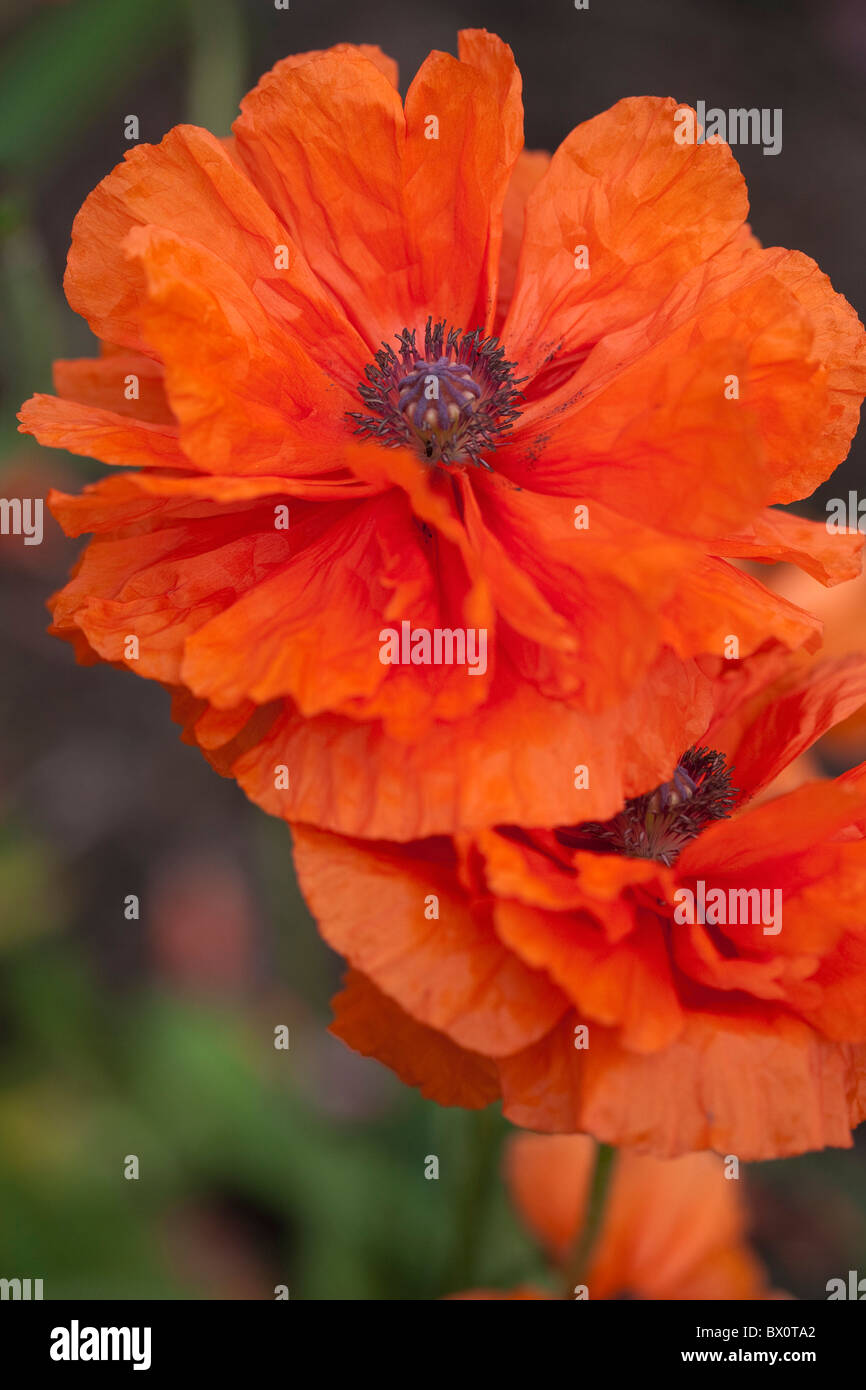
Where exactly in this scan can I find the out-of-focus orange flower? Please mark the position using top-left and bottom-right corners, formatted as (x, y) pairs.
(294, 655), (866, 1159)
(766, 564), (866, 756)
(18, 32), (866, 840)
(455, 1134), (778, 1300)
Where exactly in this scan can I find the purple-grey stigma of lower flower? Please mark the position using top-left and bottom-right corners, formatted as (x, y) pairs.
(557, 747), (737, 867)
(348, 317), (525, 468)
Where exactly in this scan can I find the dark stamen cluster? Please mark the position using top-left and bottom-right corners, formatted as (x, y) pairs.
(557, 747), (736, 867)
(348, 317), (524, 469)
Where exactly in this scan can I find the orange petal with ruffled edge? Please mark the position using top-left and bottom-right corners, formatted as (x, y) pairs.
(19, 394), (188, 472)
(48, 470), (377, 542)
(717, 507), (863, 587)
(63, 121), (367, 389)
(234, 31), (523, 344)
(495, 148), (550, 329)
(125, 224), (354, 475)
(504, 97), (748, 380)
(660, 555), (823, 663)
(506, 153), (866, 518)
(759, 249), (866, 502)
(48, 503), (294, 683)
(52, 350), (175, 424)
(466, 476), (695, 709)
(293, 825), (565, 1057)
(406, 29), (524, 333)
(330, 969), (499, 1108)
(498, 1009), (866, 1159)
(503, 337), (771, 541)
(180, 491), (490, 727)
(706, 653), (866, 800)
(494, 901), (683, 1053)
(193, 651), (713, 840)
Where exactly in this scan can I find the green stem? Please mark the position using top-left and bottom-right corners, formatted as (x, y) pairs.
(443, 1107), (500, 1294)
(185, 0), (246, 133)
(563, 1141), (617, 1297)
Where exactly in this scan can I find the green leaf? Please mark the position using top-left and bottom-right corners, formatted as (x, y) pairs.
(0, 0), (184, 177)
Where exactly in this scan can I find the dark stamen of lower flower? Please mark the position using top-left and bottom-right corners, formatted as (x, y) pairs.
(347, 317), (525, 469)
(556, 747), (736, 867)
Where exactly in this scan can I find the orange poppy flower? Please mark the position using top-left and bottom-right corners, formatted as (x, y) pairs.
(19, 31), (866, 840)
(294, 654), (866, 1159)
(454, 1133), (778, 1300)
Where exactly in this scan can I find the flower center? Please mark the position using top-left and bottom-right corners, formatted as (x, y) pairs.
(348, 318), (524, 468)
(557, 748), (736, 867)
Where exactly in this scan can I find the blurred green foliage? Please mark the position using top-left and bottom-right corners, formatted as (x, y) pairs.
(0, 928), (541, 1299)
(0, 0), (184, 177)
